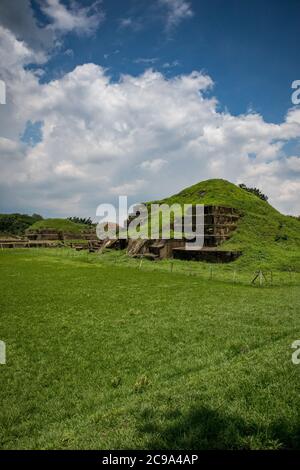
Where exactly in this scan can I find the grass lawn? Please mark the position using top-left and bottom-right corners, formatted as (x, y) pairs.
(1, 249), (300, 449)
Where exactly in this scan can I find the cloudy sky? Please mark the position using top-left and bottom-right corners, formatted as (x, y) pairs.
(0, 0), (300, 217)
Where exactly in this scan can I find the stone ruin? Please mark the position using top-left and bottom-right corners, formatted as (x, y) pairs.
(26, 228), (96, 241)
(0, 227), (98, 249)
(123, 205), (242, 263)
(0, 206), (242, 263)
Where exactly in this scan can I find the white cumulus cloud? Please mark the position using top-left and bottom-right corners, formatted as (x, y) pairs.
(0, 27), (300, 217)
(40, 0), (105, 35)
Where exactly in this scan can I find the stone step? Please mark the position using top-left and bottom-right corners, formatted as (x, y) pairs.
(149, 244), (164, 254)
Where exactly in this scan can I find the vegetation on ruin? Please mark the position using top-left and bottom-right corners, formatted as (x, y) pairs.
(151, 179), (300, 271)
(67, 217), (93, 226)
(1, 179), (299, 271)
(0, 216), (94, 237)
(26, 218), (92, 234)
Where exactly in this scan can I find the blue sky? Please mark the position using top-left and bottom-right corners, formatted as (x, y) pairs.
(0, 0), (300, 216)
(36, 0), (300, 123)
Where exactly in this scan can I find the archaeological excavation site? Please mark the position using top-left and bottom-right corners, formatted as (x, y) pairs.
(2, 178), (298, 267)
(0, 179), (246, 263)
(0, 206), (241, 263)
(123, 204), (242, 263)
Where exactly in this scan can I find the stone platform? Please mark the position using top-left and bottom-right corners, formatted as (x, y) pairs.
(172, 247), (242, 263)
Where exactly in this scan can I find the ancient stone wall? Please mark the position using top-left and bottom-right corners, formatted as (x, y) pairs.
(125, 205), (241, 262)
(26, 229), (96, 241)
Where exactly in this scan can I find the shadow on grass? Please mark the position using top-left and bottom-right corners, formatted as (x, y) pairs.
(138, 405), (300, 450)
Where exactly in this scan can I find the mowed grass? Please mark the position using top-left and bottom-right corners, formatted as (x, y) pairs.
(1, 249), (300, 450)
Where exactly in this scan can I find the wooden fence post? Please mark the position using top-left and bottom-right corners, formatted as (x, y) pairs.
(251, 270), (266, 286)
(259, 270), (263, 287)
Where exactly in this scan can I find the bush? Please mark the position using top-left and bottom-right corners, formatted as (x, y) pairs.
(239, 184), (268, 201)
(68, 216), (93, 226)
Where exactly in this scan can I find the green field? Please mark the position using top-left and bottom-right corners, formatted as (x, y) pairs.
(1, 248), (300, 449)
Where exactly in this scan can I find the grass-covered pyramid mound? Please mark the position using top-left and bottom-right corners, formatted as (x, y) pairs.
(152, 179), (300, 271)
(27, 218), (88, 233)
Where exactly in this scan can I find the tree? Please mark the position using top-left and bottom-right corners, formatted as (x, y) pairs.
(68, 216), (93, 226)
(32, 213), (43, 220)
(0, 213), (42, 236)
(238, 184), (268, 201)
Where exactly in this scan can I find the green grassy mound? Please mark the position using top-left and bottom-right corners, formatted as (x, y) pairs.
(27, 218), (89, 234)
(151, 179), (300, 271)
